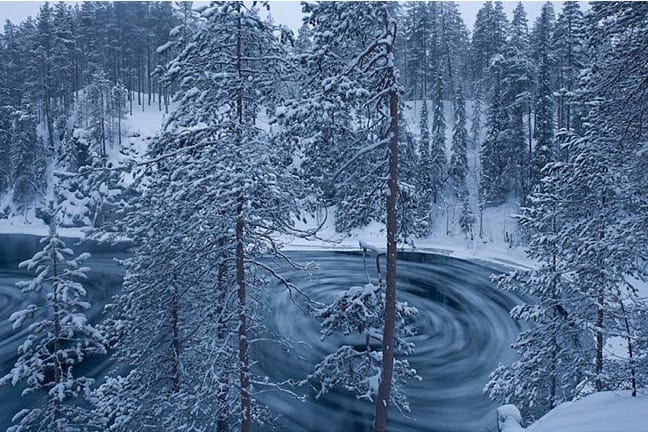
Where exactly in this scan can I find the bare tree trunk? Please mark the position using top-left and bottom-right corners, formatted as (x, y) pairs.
(374, 9), (399, 432)
(235, 9), (251, 432)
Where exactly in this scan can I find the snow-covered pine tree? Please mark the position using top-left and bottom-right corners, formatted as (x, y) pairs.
(479, 56), (507, 209)
(484, 168), (590, 421)
(275, 3), (374, 232)
(50, 2), (75, 116)
(94, 162), (239, 430)
(510, 1), (535, 176)
(449, 86), (472, 238)
(291, 3), (406, 429)
(0, 50), (12, 197)
(438, 2), (470, 98)
(449, 86), (468, 200)
(529, 2), (555, 190)
(584, 0), (648, 396)
(306, 269), (419, 414)
(400, 2), (435, 99)
(97, 3), (301, 431)
(83, 70), (111, 159)
(397, 110), (420, 244)
(33, 2), (57, 153)
(470, 85), (483, 150)
(553, 1), (587, 135)
(500, 2), (532, 200)
(416, 99), (434, 235)
(11, 101), (47, 212)
(430, 74), (447, 205)
(470, 1), (508, 92)
(110, 82), (127, 147)
(1, 205), (105, 431)
(557, 76), (644, 396)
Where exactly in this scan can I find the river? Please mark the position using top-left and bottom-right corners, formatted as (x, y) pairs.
(0, 234), (523, 431)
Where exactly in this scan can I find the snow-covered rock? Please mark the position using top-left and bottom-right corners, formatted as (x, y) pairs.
(497, 404), (524, 432)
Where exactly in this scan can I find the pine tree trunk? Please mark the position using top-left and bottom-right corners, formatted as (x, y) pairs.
(618, 295), (637, 397)
(118, 111), (122, 147)
(147, 35), (151, 107)
(50, 222), (63, 432)
(236, 201), (251, 432)
(216, 240), (230, 432)
(550, 213), (559, 407)
(550, 334), (557, 408)
(374, 9), (399, 432)
(170, 285), (181, 394)
(236, 9), (252, 432)
(595, 193), (606, 392)
(595, 287), (604, 391)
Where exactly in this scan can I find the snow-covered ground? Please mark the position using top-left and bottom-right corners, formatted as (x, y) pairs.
(0, 102), (170, 237)
(501, 390), (648, 432)
(283, 205), (535, 270)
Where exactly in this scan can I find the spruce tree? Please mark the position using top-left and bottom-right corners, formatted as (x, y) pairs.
(1, 205), (106, 431)
(470, 1), (508, 91)
(479, 58), (507, 208)
(500, 2), (533, 199)
(450, 87), (471, 238)
(485, 169), (589, 421)
(430, 74), (447, 204)
(449, 86), (468, 199)
(553, 1), (587, 134)
(529, 2), (556, 192)
(416, 99), (434, 234)
(11, 101), (47, 211)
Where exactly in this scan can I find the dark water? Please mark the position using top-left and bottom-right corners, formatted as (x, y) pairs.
(0, 235), (523, 431)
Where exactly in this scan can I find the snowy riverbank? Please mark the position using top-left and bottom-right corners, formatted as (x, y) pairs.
(500, 390), (648, 432)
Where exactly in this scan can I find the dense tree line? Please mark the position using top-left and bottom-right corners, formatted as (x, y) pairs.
(0, 1), (180, 217)
(485, 1), (648, 423)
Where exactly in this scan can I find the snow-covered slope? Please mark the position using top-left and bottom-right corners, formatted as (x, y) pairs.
(0, 102), (169, 233)
(501, 391), (648, 432)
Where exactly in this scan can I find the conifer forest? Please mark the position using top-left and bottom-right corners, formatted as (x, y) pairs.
(0, 2), (647, 432)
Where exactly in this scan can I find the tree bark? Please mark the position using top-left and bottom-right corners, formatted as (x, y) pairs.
(50, 221), (63, 432)
(374, 9), (399, 432)
(216, 239), (230, 432)
(236, 8), (252, 432)
(595, 287), (604, 391)
(618, 295), (637, 397)
(170, 284), (181, 394)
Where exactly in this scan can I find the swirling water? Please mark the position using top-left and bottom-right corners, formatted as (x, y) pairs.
(0, 236), (523, 431)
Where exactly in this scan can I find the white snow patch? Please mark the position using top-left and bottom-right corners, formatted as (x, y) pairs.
(527, 390), (648, 432)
